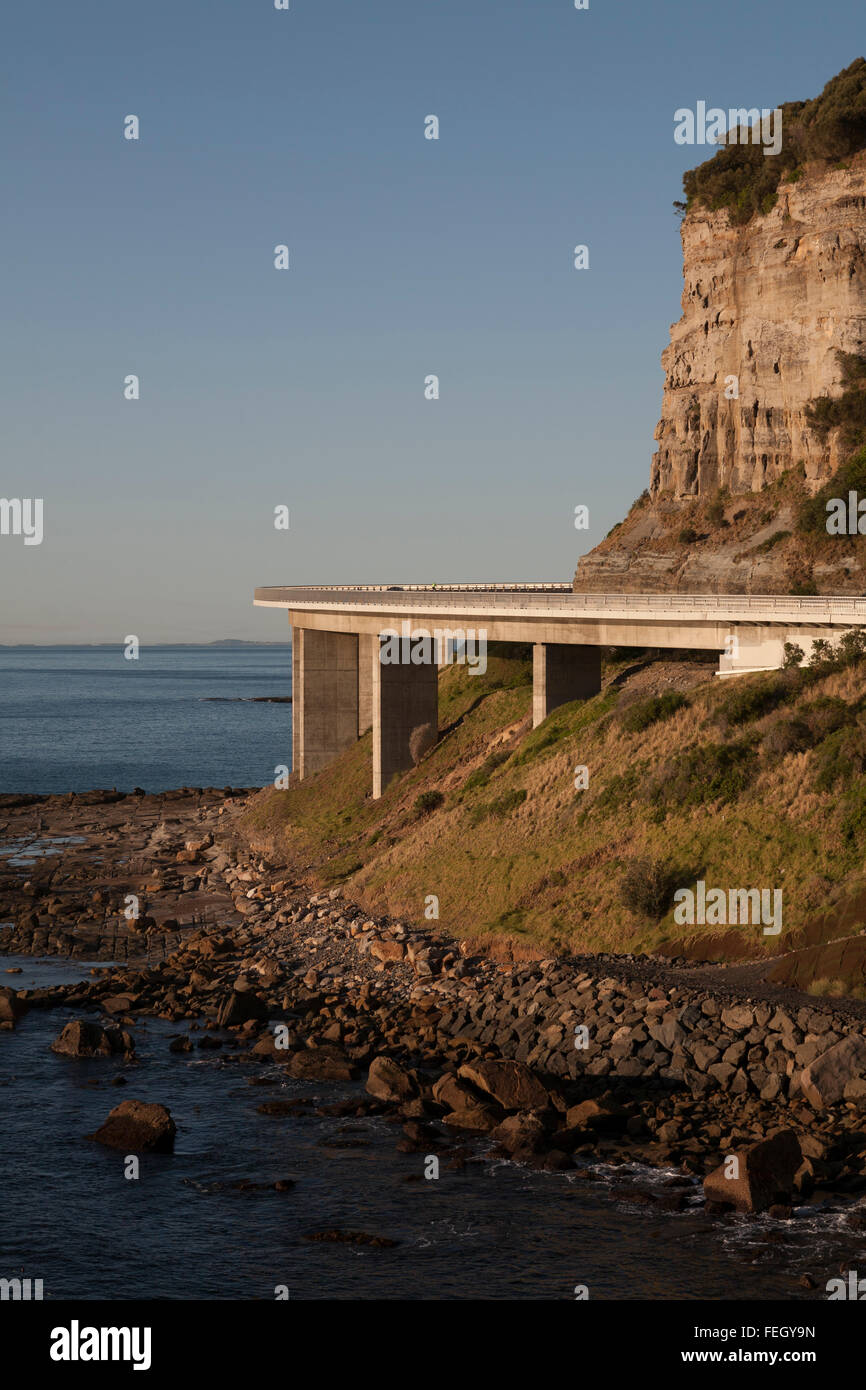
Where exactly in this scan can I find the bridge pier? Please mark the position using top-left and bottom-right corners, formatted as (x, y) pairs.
(372, 636), (439, 798)
(532, 642), (601, 727)
(358, 633), (376, 735)
(291, 627), (361, 779)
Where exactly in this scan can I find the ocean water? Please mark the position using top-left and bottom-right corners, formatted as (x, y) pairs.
(0, 652), (861, 1300)
(0, 647), (292, 794)
(0, 956), (847, 1302)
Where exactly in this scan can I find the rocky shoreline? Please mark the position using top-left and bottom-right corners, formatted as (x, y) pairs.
(3, 788), (866, 1242)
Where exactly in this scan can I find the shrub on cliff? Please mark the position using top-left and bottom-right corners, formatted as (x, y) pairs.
(619, 856), (677, 918)
(682, 59), (866, 225)
(798, 447), (866, 535)
(715, 674), (794, 726)
(762, 716), (813, 760)
(414, 790), (444, 816)
(463, 749), (510, 793)
(469, 788), (527, 825)
(621, 691), (687, 734)
(813, 723), (866, 791)
(800, 695), (851, 742)
(648, 740), (757, 811)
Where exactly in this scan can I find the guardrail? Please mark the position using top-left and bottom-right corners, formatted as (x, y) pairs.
(258, 582), (574, 593)
(254, 585), (866, 622)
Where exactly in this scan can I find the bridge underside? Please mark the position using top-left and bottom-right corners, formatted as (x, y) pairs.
(279, 606), (838, 798)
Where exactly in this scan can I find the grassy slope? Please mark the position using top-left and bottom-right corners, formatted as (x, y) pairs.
(242, 649), (866, 979)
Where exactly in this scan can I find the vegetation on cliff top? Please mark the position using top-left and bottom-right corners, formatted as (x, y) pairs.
(681, 58), (866, 225)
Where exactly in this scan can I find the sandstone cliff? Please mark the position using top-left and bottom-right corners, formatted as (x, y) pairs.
(575, 142), (866, 594)
(652, 157), (866, 500)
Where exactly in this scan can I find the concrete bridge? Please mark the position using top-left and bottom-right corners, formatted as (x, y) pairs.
(254, 583), (866, 798)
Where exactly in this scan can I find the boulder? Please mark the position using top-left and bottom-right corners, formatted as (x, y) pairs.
(369, 939), (405, 964)
(51, 1020), (134, 1058)
(101, 995), (136, 1016)
(799, 1034), (866, 1109)
(250, 1030), (298, 1058)
(457, 1059), (549, 1112)
(703, 1129), (802, 1213)
(0, 987), (27, 1026)
(442, 1101), (501, 1132)
(491, 1111), (548, 1154)
(217, 990), (268, 1027)
(365, 1056), (418, 1103)
(89, 1100), (176, 1153)
(565, 1095), (627, 1132)
(286, 1045), (356, 1081)
(432, 1072), (479, 1111)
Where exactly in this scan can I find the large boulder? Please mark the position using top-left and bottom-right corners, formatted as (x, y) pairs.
(565, 1095), (627, 1132)
(457, 1059), (549, 1112)
(799, 1034), (866, 1109)
(286, 1045), (356, 1081)
(365, 1056), (418, 1103)
(491, 1111), (548, 1154)
(89, 1100), (176, 1153)
(51, 1020), (134, 1058)
(432, 1072), (481, 1111)
(703, 1129), (802, 1213)
(217, 990), (268, 1027)
(0, 987), (27, 1027)
(442, 1100), (502, 1132)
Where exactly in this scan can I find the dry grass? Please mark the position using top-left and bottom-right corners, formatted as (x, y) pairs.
(239, 649), (866, 975)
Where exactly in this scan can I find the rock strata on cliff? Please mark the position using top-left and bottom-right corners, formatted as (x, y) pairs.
(576, 136), (866, 593)
(652, 158), (866, 500)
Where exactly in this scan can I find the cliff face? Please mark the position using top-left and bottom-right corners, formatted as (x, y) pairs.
(652, 158), (866, 499)
(575, 153), (866, 595)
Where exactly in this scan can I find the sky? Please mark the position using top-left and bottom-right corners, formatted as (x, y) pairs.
(1, 0), (864, 642)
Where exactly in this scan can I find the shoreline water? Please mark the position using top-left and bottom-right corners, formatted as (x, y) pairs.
(3, 788), (866, 1298)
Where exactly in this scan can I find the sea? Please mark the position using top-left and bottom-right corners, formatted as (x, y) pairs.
(0, 645), (292, 794)
(0, 647), (860, 1299)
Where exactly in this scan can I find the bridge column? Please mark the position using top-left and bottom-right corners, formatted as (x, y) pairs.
(358, 633), (376, 735)
(372, 634), (439, 798)
(532, 643), (601, 727)
(291, 627), (360, 778)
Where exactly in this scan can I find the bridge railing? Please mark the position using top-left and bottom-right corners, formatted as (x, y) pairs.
(254, 585), (866, 621)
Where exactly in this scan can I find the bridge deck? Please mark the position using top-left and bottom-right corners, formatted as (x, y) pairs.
(254, 584), (866, 626)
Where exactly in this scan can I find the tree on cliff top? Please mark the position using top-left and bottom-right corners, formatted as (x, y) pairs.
(681, 58), (866, 226)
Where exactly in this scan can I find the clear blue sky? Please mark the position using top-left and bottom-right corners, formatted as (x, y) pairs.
(2, 0), (863, 641)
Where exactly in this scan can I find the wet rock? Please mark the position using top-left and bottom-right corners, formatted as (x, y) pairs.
(0, 988), (27, 1027)
(303, 1229), (399, 1248)
(491, 1111), (548, 1154)
(286, 1044), (356, 1081)
(565, 1095), (627, 1132)
(217, 990), (269, 1027)
(365, 1055), (418, 1103)
(442, 1100), (502, 1132)
(89, 1099), (176, 1153)
(702, 1129), (802, 1214)
(51, 1020), (134, 1058)
(457, 1059), (549, 1112)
